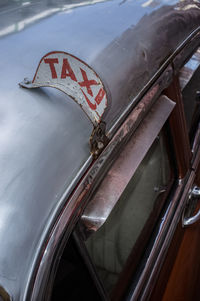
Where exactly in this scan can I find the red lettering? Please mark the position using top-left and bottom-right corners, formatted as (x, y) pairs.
(78, 69), (98, 96)
(95, 88), (105, 105)
(80, 87), (105, 111)
(61, 58), (77, 81)
(81, 89), (96, 110)
(44, 58), (58, 78)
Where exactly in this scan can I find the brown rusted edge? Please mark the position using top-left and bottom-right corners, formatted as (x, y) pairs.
(81, 96), (175, 235)
(164, 76), (192, 179)
(0, 286), (12, 301)
(29, 79), (165, 301)
(90, 122), (109, 157)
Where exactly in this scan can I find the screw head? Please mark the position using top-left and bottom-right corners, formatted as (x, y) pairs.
(196, 91), (200, 103)
(24, 78), (31, 85)
(97, 142), (104, 149)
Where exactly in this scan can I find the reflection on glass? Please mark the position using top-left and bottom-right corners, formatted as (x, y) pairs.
(85, 132), (170, 293)
(180, 48), (200, 140)
(0, 0), (109, 38)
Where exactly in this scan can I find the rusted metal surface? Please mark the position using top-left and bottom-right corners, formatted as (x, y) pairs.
(108, 28), (200, 137)
(19, 51), (109, 155)
(0, 286), (11, 301)
(29, 60), (195, 301)
(173, 32), (200, 76)
(96, 17), (200, 134)
(29, 82), (172, 301)
(81, 95), (175, 234)
(90, 121), (109, 157)
(164, 76), (192, 178)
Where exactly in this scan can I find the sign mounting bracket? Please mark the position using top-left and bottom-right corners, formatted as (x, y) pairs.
(19, 51), (109, 157)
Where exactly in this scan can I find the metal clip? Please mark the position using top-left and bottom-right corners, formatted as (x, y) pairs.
(19, 51), (109, 158)
(90, 122), (109, 157)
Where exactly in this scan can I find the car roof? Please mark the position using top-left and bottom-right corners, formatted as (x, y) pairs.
(0, 0), (200, 299)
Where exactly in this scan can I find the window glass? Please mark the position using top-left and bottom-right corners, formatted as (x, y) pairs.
(50, 234), (102, 301)
(85, 132), (171, 293)
(180, 48), (200, 140)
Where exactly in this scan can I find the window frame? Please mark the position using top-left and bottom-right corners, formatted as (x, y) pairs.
(79, 124), (176, 301)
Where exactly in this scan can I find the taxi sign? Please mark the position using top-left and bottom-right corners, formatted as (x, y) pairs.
(20, 51), (108, 126)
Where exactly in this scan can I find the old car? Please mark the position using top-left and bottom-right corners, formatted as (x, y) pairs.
(1, 0), (200, 300)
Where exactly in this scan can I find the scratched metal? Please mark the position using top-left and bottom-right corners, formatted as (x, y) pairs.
(28, 71), (174, 301)
(81, 95), (175, 233)
(20, 51), (108, 125)
(0, 0), (200, 300)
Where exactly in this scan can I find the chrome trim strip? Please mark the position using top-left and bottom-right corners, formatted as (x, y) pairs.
(192, 123), (200, 170)
(129, 171), (195, 301)
(182, 208), (200, 226)
(182, 185), (200, 227)
(81, 96), (175, 233)
(24, 155), (93, 301)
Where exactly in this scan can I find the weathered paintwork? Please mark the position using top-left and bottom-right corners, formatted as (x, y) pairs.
(20, 51), (108, 125)
(0, 0), (200, 300)
(81, 95), (175, 232)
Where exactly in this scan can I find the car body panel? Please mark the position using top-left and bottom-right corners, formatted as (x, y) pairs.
(0, 0), (200, 300)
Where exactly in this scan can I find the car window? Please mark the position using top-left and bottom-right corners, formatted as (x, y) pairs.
(84, 130), (172, 295)
(50, 234), (102, 301)
(179, 47), (200, 143)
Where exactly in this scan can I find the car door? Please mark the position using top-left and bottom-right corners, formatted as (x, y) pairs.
(150, 47), (200, 301)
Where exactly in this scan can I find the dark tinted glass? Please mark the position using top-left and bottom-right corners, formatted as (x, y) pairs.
(85, 132), (171, 293)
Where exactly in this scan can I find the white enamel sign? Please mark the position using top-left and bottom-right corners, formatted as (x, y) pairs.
(20, 51), (108, 125)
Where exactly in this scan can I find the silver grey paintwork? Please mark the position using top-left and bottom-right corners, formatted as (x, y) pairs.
(0, 0), (200, 300)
